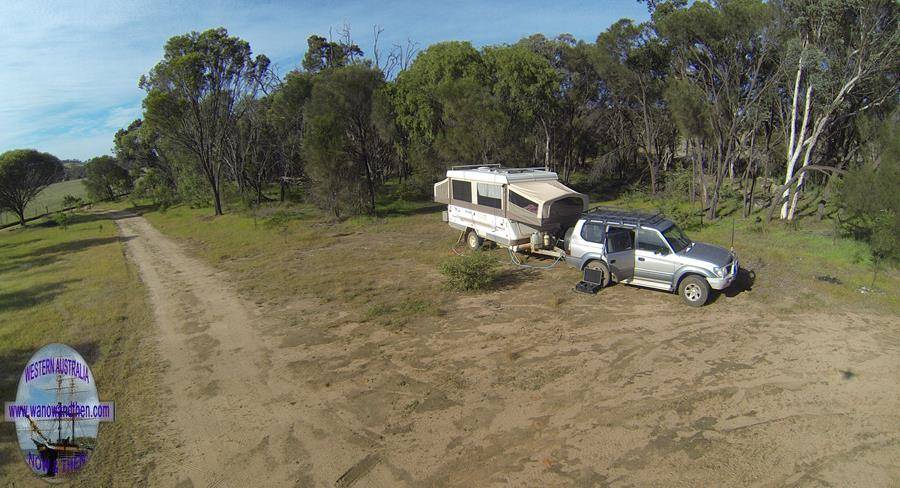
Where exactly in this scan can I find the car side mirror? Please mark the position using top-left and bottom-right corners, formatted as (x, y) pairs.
(655, 248), (669, 256)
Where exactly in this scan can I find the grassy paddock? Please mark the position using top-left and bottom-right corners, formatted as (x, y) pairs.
(0, 179), (88, 226)
(0, 208), (160, 486)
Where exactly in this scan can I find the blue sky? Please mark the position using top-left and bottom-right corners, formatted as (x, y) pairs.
(0, 0), (650, 161)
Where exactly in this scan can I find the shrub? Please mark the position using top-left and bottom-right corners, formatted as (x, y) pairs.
(132, 168), (177, 209)
(439, 252), (499, 291)
(385, 179), (429, 202)
(656, 199), (702, 231)
(52, 212), (70, 230)
(662, 165), (693, 199)
(61, 194), (84, 208)
(837, 158), (899, 264)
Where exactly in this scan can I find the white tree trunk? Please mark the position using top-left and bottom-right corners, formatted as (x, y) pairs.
(786, 140), (815, 220)
(781, 79), (812, 220)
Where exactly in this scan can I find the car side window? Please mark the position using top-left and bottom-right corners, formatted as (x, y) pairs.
(637, 229), (669, 254)
(606, 227), (634, 253)
(580, 222), (605, 243)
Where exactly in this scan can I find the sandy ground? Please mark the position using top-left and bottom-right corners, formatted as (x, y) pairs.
(115, 212), (900, 487)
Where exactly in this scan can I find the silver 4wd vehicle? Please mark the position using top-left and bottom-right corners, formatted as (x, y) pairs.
(565, 208), (738, 306)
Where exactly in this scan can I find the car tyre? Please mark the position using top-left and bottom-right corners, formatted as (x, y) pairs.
(678, 275), (710, 307)
(466, 229), (484, 251)
(584, 260), (611, 288)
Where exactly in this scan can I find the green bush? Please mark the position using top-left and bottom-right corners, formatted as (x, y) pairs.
(656, 199), (702, 231)
(132, 168), (177, 209)
(52, 212), (70, 230)
(390, 179), (430, 201)
(838, 158), (899, 264)
(662, 165), (693, 198)
(439, 252), (500, 291)
(61, 194), (84, 208)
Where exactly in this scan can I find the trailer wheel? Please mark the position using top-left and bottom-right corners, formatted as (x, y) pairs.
(584, 260), (611, 288)
(466, 229), (484, 250)
(678, 275), (710, 307)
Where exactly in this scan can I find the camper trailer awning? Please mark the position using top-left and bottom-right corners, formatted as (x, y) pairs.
(507, 180), (588, 219)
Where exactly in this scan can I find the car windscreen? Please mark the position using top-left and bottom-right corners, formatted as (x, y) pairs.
(662, 224), (692, 253)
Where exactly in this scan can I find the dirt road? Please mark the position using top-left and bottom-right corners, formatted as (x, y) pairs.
(116, 212), (900, 487)
(116, 213), (393, 487)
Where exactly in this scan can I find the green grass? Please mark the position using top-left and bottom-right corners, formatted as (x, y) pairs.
(138, 197), (456, 333)
(0, 209), (160, 485)
(137, 186), (898, 320)
(600, 191), (899, 312)
(0, 179), (88, 226)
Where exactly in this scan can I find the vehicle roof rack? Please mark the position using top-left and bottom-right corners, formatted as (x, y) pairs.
(449, 164), (501, 170)
(448, 164), (551, 173)
(582, 206), (668, 227)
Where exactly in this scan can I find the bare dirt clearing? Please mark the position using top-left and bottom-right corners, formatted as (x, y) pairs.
(119, 210), (900, 487)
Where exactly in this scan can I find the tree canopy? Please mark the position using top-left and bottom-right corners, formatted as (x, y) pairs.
(0, 149), (64, 226)
(102, 0), (896, 264)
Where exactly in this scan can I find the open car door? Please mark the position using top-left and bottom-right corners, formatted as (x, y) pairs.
(605, 227), (635, 282)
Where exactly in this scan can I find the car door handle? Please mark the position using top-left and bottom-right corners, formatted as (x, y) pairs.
(637, 257), (645, 262)
(610, 259), (616, 264)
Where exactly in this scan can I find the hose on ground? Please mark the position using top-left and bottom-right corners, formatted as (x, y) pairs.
(449, 229), (467, 256)
(507, 246), (565, 269)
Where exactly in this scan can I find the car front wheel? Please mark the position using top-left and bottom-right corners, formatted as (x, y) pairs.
(678, 275), (710, 307)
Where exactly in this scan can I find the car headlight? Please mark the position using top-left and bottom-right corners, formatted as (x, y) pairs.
(713, 266), (725, 278)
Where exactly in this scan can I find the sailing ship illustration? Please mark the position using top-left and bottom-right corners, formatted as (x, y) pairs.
(22, 374), (96, 478)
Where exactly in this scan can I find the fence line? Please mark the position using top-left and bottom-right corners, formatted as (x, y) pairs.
(0, 193), (130, 231)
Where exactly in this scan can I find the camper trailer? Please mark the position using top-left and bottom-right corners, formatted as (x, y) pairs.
(434, 165), (588, 253)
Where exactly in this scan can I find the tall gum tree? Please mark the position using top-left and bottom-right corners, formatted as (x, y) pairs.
(594, 19), (672, 194)
(656, 0), (779, 219)
(777, 0), (899, 220)
(484, 45), (561, 169)
(139, 27), (270, 215)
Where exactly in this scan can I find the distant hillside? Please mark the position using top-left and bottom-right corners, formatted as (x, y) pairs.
(62, 159), (86, 180)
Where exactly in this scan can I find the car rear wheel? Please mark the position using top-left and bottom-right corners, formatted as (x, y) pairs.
(584, 260), (611, 288)
(678, 275), (710, 307)
(466, 229), (484, 250)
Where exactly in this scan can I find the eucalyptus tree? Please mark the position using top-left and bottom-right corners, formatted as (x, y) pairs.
(84, 156), (131, 201)
(517, 34), (601, 182)
(393, 41), (488, 179)
(594, 19), (672, 194)
(484, 45), (561, 168)
(114, 119), (177, 189)
(302, 34), (364, 73)
(268, 71), (313, 200)
(0, 149), (63, 226)
(433, 76), (511, 165)
(655, 0), (780, 219)
(776, 0), (899, 220)
(222, 97), (281, 205)
(140, 27), (270, 215)
(303, 64), (393, 217)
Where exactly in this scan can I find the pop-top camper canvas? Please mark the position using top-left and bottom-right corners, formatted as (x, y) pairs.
(435, 165), (588, 249)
